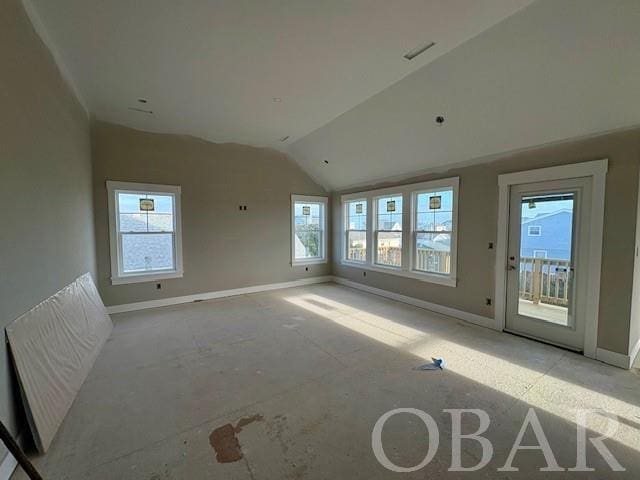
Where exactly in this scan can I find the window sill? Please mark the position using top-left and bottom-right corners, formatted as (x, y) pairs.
(339, 261), (456, 287)
(292, 258), (328, 266)
(111, 270), (183, 285)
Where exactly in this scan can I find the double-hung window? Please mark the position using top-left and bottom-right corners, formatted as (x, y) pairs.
(107, 181), (183, 285)
(341, 177), (458, 286)
(345, 199), (367, 263)
(375, 195), (403, 268)
(291, 195), (328, 265)
(413, 188), (454, 275)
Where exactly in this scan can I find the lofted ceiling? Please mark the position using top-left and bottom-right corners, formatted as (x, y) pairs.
(290, 0), (640, 190)
(25, 0), (533, 149)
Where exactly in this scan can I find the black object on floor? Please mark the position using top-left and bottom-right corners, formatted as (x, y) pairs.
(0, 420), (44, 480)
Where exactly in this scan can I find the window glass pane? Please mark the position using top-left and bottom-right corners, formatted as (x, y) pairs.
(295, 203), (321, 226)
(377, 231), (402, 267)
(122, 233), (174, 273)
(415, 233), (451, 274)
(117, 193), (175, 233)
(119, 213), (148, 232)
(416, 189), (453, 232)
(295, 227), (321, 259)
(347, 200), (367, 230)
(377, 195), (403, 230)
(347, 231), (366, 262)
(118, 193), (144, 213)
(294, 202), (323, 259)
(147, 213), (174, 232)
(146, 194), (174, 214)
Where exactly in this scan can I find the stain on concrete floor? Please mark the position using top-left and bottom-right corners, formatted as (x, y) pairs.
(209, 414), (264, 463)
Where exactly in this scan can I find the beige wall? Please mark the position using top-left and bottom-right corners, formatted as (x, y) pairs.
(0, 0), (96, 460)
(92, 122), (330, 307)
(332, 128), (640, 355)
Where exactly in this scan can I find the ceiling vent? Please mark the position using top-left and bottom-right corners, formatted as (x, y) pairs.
(403, 41), (435, 61)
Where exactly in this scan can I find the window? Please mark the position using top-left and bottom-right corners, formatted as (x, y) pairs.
(291, 195), (328, 265)
(341, 177), (458, 286)
(528, 225), (542, 236)
(107, 181), (183, 285)
(414, 188), (454, 275)
(345, 199), (367, 263)
(375, 195), (403, 267)
(533, 250), (548, 258)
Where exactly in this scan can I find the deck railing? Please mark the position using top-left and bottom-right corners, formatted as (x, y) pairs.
(519, 256), (570, 306)
(347, 246), (450, 273)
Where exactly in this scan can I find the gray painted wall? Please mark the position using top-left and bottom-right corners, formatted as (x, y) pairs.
(0, 0), (96, 461)
(92, 122), (330, 307)
(332, 128), (640, 355)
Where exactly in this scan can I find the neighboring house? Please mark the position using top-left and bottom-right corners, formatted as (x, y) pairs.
(520, 209), (572, 260)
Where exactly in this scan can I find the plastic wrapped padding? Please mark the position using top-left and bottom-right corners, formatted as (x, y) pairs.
(6, 273), (113, 453)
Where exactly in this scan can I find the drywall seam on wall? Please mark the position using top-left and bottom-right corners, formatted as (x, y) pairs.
(106, 276), (333, 314)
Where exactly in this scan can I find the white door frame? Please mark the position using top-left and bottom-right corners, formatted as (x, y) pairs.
(494, 159), (608, 358)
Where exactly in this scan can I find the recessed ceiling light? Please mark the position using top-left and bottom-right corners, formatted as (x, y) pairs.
(279, 135), (290, 142)
(403, 41), (436, 61)
(272, 97), (282, 103)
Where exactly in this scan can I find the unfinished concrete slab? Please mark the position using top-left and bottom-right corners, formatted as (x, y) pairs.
(12, 283), (640, 479)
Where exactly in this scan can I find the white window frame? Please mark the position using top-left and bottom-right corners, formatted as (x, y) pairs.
(107, 181), (184, 285)
(341, 177), (459, 287)
(528, 225), (542, 236)
(343, 198), (369, 264)
(291, 194), (328, 266)
(373, 193), (404, 269)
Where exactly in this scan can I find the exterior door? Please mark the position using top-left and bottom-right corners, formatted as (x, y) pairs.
(505, 178), (591, 351)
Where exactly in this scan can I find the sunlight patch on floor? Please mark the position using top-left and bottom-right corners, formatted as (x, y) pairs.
(284, 292), (640, 449)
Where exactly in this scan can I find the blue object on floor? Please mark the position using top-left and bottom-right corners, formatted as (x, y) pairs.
(414, 358), (446, 371)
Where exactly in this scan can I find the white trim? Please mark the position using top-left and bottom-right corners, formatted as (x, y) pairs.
(340, 177), (459, 287)
(0, 451), (18, 480)
(106, 276), (333, 314)
(495, 160), (608, 359)
(629, 337), (640, 368)
(627, 163), (640, 370)
(21, 0), (89, 115)
(595, 348), (633, 370)
(106, 181), (184, 285)
(291, 195), (328, 266)
(332, 277), (495, 330)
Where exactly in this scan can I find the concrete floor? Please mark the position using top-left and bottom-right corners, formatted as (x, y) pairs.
(518, 299), (569, 326)
(13, 283), (640, 479)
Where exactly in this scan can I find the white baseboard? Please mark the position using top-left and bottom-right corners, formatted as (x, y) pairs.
(331, 276), (497, 331)
(595, 347), (633, 369)
(106, 276), (333, 314)
(627, 337), (640, 368)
